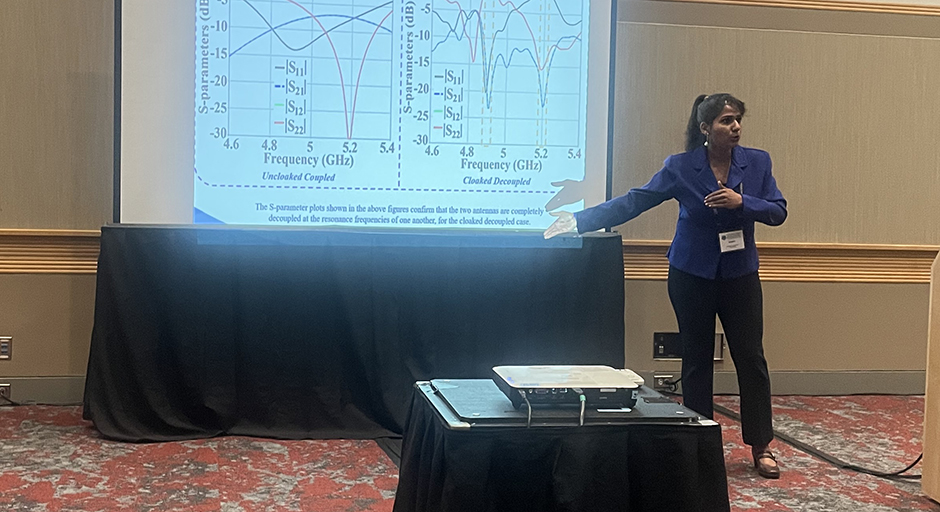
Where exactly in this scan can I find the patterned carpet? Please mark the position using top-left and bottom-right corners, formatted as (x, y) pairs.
(1, 398), (938, 511)
(714, 395), (938, 512)
(0, 406), (398, 512)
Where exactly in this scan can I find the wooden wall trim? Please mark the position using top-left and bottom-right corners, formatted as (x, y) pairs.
(0, 230), (100, 274)
(624, 240), (940, 283)
(1, 231), (936, 282)
(654, 0), (940, 16)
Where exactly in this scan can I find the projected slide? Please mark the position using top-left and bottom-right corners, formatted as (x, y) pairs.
(195, 0), (590, 229)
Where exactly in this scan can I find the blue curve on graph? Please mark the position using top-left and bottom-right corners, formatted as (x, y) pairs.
(231, 2), (394, 57)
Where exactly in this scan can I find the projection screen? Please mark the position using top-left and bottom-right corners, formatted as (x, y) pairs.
(117, 0), (616, 231)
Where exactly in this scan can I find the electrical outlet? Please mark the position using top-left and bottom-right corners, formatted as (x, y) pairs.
(652, 374), (675, 391)
(0, 337), (11, 360)
(0, 384), (11, 401)
(652, 332), (682, 359)
(653, 332), (724, 361)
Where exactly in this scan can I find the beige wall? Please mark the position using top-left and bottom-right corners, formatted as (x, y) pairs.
(0, 0), (114, 230)
(613, 1), (940, 245)
(626, 279), (930, 382)
(1, 0), (938, 398)
(0, 0), (112, 400)
(611, 0), (939, 389)
(0, 275), (97, 377)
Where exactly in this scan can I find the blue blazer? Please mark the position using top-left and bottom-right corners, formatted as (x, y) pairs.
(575, 146), (787, 280)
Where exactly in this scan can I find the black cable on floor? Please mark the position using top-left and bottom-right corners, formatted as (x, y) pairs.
(0, 395), (83, 407)
(658, 377), (923, 480)
(711, 401), (923, 481)
(0, 394), (23, 407)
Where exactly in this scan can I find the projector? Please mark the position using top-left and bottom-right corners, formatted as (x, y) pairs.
(493, 365), (644, 409)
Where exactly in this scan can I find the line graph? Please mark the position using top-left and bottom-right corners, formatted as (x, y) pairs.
(193, 0), (597, 226)
(427, 0), (585, 146)
(231, 4), (393, 56)
(223, 0), (395, 140)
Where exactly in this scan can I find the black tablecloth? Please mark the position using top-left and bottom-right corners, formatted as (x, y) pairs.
(83, 226), (626, 441)
(394, 389), (730, 512)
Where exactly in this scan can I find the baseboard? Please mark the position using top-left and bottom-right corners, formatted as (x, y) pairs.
(637, 370), (925, 395)
(719, 370), (925, 395)
(0, 376), (85, 405)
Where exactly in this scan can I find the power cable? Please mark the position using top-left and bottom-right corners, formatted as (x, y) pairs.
(659, 377), (922, 480)
(521, 391), (532, 428)
(575, 389), (586, 426)
(0, 395), (82, 407)
(712, 401), (922, 480)
(0, 394), (23, 407)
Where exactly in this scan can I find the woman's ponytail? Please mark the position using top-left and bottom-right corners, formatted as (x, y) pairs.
(685, 94), (708, 152)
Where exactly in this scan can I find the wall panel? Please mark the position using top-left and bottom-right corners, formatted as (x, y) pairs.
(0, 0), (113, 230)
(2, 0), (939, 399)
(611, 15), (940, 245)
(624, 278), (930, 385)
(0, 274), (97, 377)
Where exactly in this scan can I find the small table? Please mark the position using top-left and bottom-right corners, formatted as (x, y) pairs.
(393, 380), (730, 512)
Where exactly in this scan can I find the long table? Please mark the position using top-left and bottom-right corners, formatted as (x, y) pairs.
(82, 225), (626, 441)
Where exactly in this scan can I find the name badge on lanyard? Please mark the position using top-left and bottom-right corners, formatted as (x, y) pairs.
(716, 181), (744, 253)
(719, 230), (745, 253)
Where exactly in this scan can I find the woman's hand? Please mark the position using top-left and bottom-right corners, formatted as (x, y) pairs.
(543, 211), (578, 239)
(545, 179), (585, 212)
(704, 182), (743, 210)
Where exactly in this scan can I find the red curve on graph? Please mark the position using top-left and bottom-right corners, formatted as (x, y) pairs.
(350, 10), (393, 138)
(285, 0), (391, 139)
(284, 0), (350, 137)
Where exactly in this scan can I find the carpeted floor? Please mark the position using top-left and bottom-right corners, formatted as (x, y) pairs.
(0, 406), (398, 512)
(1, 397), (938, 511)
(715, 395), (926, 475)
(714, 395), (934, 511)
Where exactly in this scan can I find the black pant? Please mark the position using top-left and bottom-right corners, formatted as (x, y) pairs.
(667, 266), (773, 447)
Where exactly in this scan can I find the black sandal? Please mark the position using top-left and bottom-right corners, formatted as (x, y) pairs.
(752, 448), (781, 479)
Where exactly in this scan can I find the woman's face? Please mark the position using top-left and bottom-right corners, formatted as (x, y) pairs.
(702, 104), (742, 150)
